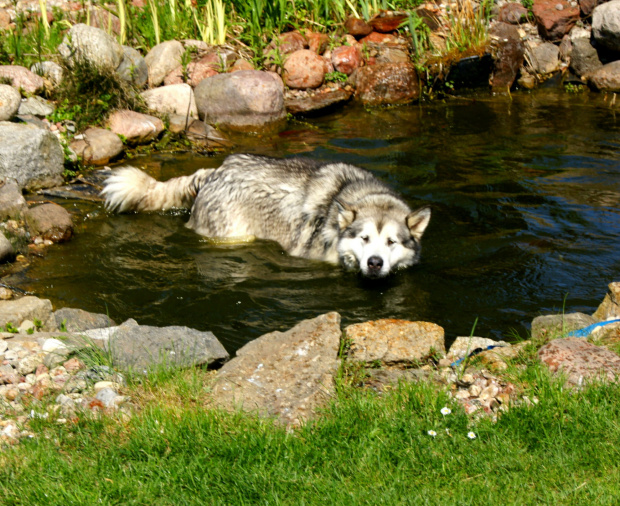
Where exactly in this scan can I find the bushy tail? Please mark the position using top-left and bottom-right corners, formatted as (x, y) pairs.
(101, 166), (214, 212)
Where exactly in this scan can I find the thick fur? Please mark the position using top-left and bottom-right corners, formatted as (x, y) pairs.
(102, 154), (431, 278)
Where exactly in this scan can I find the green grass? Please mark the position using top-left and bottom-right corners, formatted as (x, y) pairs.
(2, 361), (620, 504)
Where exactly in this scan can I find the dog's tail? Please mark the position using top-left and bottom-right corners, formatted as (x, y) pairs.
(101, 166), (215, 212)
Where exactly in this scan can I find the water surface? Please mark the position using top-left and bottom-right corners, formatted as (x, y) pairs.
(8, 90), (620, 352)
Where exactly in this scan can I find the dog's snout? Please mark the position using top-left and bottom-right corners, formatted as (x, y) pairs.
(367, 256), (383, 271)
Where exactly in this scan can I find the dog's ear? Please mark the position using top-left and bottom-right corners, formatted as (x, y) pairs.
(406, 206), (431, 240)
(335, 199), (356, 230)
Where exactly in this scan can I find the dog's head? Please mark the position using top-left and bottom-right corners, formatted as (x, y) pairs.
(336, 201), (431, 278)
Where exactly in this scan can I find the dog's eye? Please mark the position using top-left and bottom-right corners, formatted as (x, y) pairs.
(361, 235), (369, 243)
(387, 238), (396, 246)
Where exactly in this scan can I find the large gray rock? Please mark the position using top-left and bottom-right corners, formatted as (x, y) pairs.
(0, 66), (45, 94)
(531, 312), (596, 341)
(345, 319), (445, 365)
(447, 336), (509, 360)
(144, 40), (184, 87)
(0, 85), (20, 121)
(0, 296), (56, 331)
(70, 127), (124, 166)
(0, 179), (27, 220)
(592, 0), (620, 53)
(141, 83), (198, 118)
(58, 24), (123, 70)
(194, 70), (286, 133)
(53, 307), (116, 332)
(212, 312), (341, 427)
(570, 38), (602, 77)
(0, 122), (64, 190)
(116, 46), (148, 88)
(538, 337), (620, 386)
(105, 319), (229, 372)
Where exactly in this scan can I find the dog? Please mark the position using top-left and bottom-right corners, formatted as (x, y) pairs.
(101, 154), (431, 278)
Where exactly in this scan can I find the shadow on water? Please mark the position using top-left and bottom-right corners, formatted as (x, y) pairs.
(8, 90), (620, 352)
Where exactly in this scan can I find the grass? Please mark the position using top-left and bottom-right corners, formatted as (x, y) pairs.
(2, 357), (620, 504)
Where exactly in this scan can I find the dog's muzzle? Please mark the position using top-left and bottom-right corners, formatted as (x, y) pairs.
(366, 255), (384, 277)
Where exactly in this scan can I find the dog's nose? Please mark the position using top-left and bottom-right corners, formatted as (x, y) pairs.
(367, 256), (383, 271)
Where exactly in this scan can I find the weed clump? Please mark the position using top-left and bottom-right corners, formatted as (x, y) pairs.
(52, 59), (146, 132)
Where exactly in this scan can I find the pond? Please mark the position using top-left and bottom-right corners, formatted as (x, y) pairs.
(6, 89), (620, 353)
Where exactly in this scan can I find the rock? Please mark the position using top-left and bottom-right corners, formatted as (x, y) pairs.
(264, 31), (307, 58)
(368, 12), (408, 33)
(94, 387), (120, 408)
(167, 113), (193, 134)
(194, 70), (286, 133)
(375, 47), (410, 64)
(144, 40), (185, 87)
(53, 307), (115, 332)
(42, 338), (68, 353)
(0, 122), (64, 190)
(105, 319), (229, 372)
(70, 127), (123, 166)
(185, 120), (232, 148)
(447, 336), (509, 360)
(360, 32), (400, 45)
(285, 87), (353, 114)
(0, 296), (55, 331)
(345, 17), (373, 37)
(0, 179), (28, 220)
(141, 83), (198, 118)
(283, 49), (326, 89)
(17, 96), (54, 117)
(592, 0), (620, 52)
(58, 24), (123, 70)
(163, 58), (219, 87)
(532, 0), (580, 41)
(331, 45), (363, 75)
(580, 0), (603, 17)
(107, 110), (164, 145)
(498, 3), (530, 23)
(306, 31), (330, 54)
(212, 312), (341, 427)
(489, 22), (525, 92)
(570, 38), (602, 77)
(0, 85), (20, 121)
(0, 9), (10, 30)
(593, 282), (620, 320)
(0, 66), (44, 95)
(230, 59), (254, 72)
(82, 5), (121, 35)
(353, 62), (419, 106)
(586, 60), (620, 91)
(30, 61), (63, 87)
(0, 232), (13, 263)
(527, 41), (561, 75)
(538, 337), (620, 386)
(531, 312), (597, 341)
(94, 380), (121, 393)
(116, 46), (148, 88)
(17, 355), (41, 376)
(345, 319), (445, 365)
(25, 203), (73, 243)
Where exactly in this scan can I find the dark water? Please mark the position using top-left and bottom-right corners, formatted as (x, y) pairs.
(7, 90), (620, 352)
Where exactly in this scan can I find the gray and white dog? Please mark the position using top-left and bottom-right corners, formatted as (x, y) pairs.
(102, 154), (431, 278)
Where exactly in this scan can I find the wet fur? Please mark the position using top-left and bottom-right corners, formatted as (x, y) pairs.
(102, 154), (431, 278)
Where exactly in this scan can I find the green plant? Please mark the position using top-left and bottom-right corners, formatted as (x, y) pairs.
(33, 318), (43, 331)
(3, 322), (19, 333)
(564, 82), (586, 94)
(324, 71), (348, 83)
(444, 0), (491, 54)
(405, 11), (433, 58)
(59, 319), (68, 332)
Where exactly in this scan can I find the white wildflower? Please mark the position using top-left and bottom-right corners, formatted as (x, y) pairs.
(467, 431), (477, 439)
(427, 430), (437, 437)
(441, 407), (452, 416)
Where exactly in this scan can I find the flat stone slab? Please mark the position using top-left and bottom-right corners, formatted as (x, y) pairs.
(285, 87), (353, 114)
(345, 319), (445, 365)
(538, 337), (620, 386)
(447, 336), (510, 360)
(105, 319), (229, 373)
(212, 312), (341, 427)
(53, 307), (115, 333)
